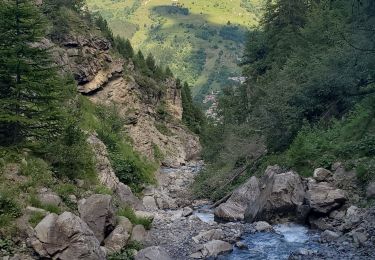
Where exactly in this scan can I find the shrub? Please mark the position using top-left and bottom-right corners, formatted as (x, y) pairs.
(0, 192), (21, 228)
(108, 241), (142, 260)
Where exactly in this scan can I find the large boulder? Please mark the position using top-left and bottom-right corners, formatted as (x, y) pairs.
(32, 212), (106, 260)
(313, 168), (332, 182)
(245, 166), (305, 222)
(190, 240), (233, 259)
(305, 182), (346, 215)
(37, 192), (62, 207)
(131, 225), (148, 243)
(78, 194), (116, 243)
(214, 176), (260, 221)
(135, 246), (172, 260)
(104, 224), (130, 254)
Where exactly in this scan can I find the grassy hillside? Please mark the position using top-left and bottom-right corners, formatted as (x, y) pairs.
(86, 0), (264, 101)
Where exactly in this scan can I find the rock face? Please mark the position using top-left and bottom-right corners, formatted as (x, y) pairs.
(78, 194), (116, 243)
(32, 212), (106, 260)
(87, 134), (144, 210)
(306, 182), (346, 214)
(135, 246), (172, 260)
(215, 176), (260, 221)
(244, 166), (305, 222)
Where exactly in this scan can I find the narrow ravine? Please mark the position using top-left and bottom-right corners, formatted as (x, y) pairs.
(141, 162), (374, 260)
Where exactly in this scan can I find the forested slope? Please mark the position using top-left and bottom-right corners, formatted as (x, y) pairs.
(195, 0), (375, 201)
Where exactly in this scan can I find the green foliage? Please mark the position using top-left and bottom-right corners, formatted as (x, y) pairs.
(108, 241), (142, 260)
(199, 0), (375, 199)
(155, 122), (173, 136)
(0, 238), (15, 256)
(94, 13), (114, 41)
(181, 82), (205, 134)
(0, 192), (21, 228)
(82, 101), (156, 193)
(117, 207), (152, 230)
(0, 0), (67, 145)
(115, 36), (134, 59)
(28, 212), (46, 228)
(152, 143), (164, 162)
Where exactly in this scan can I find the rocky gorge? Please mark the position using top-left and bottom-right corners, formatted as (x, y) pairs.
(1, 2), (375, 260)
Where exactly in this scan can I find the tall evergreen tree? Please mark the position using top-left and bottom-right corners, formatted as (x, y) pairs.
(0, 0), (65, 145)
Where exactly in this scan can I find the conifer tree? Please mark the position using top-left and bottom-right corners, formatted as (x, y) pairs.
(0, 0), (65, 145)
(146, 53), (156, 74)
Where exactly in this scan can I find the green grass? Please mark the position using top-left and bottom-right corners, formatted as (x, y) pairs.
(86, 0), (265, 100)
(29, 212), (47, 228)
(117, 206), (153, 230)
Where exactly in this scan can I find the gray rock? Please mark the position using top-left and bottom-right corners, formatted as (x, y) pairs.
(215, 176), (260, 221)
(366, 182), (375, 199)
(78, 194), (116, 243)
(245, 166), (305, 222)
(190, 240), (233, 258)
(131, 224), (148, 243)
(321, 230), (341, 242)
(313, 168), (332, 182)
(182, 206), (194, 217)
(32, 212), (105, 260)
(135, 246), (172, 260)
(254, 221), (273, 232)
(116, 182), (145, 210)
(38, 192), (62, 207)
(117, 216), (133, 234)
(104, 225), (130, 254)
(235, 241), (248, 250)
(143, 196), (158, 210)
(345, 206), (361, 227)
(192, 229), (224, 243)
(306, 182), (346, 214)
(351, 229), (368, 245)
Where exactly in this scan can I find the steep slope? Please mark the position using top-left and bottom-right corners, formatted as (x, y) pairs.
(49, 19), (201, 167)
(86, 0), (265, 101)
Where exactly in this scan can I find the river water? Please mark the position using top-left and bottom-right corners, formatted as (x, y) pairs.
(193, 209), (328, 260)
(226, 223), (324, 260)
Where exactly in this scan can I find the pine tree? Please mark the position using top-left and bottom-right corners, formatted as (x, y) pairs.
(115, 36), (134, 59)
(0, 0), (66, 145)
(146, 53), (156, 74)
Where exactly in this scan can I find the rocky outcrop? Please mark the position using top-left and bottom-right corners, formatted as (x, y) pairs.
(244, 166), (305, 222)
(78, 60), (123, 94)
(31, 212), (106, 260)
(87, 134), (144, 210)
(87, 66), (201, 166)
(306, 181), (346, 215)
(78, 194), (116, 243)
(215, 176), (260, 221)
(135, 246), (172, 260)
